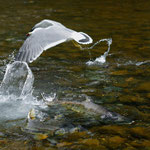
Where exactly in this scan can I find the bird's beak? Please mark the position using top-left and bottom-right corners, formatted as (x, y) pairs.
(26, 32), (32, 36)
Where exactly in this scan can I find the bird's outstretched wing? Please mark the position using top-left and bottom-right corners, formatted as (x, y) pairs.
(32, 19), (66, 30)
(15, 26), (72, 63)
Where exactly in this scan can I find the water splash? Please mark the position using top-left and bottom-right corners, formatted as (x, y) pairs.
(84, 38), (112, 65)
(0, 61), (37, 123)
(0, 61), (34, 97)
(2, 50), (16, 67)
(41, 92), (57, 103)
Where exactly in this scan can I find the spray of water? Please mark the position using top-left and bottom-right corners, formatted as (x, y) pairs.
(0, 61), (38, 122)
(82, 38), (112, 65)
(0, 61), (34, 97)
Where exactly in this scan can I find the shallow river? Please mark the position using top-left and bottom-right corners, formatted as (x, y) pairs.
(0, 0), (150, 149)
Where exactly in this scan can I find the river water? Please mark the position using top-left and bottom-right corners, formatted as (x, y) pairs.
(0, 0), (150, 149)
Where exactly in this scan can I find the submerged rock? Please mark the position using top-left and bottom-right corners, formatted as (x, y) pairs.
(130, 126), (150, 139)
(136, 82), (150, 92)
(106, 136), (126, 149)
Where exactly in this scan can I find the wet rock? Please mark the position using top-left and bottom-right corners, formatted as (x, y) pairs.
(91, 125), (128, 137)
(0, 139), (7, 146)
(130, 126), (150, 139)
(119, 94), (147, 104)
(0, 139), (30, 149)
(69, 138), (107, 150)
(57, 141), (72, 148)
(55, 131), (107, 150)
(33, 133), (48, 140)
(139, 105), (150, 110)
(106, 136), (126, 149)
(122, 145), (137, 150)
(70, 144), (107, 150)
(65, 131), (90, 141)
(79, 138), (100, 146)
(68, 65), (84, 72)
(136, 82), (150, 92)
(125, 77), (134, 82)
(113, 81), (129, 88)
(111, 70), (129, 76)
(146, 93), (150, 98)
(115, 105), (150, 122)
(142, 140), (150, 147)
(130, 140), (145, 149)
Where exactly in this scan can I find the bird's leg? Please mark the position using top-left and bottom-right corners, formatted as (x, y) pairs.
(72, 41), (83, 50)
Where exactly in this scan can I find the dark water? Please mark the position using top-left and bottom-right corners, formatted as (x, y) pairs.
(0, 0), (150, 149)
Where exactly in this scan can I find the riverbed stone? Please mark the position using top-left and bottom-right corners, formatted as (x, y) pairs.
(119, 94), (147, 104)
(136, 82), (150, 92)
(91, 125), (128, 137)
(63, 131), (90, 142)
(79, 138), (100, 146)
(111, 70), (129, 76)
(106, 136), (126, 149)
(57, 141), (72, 148)
(130, 126), (150, 139)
